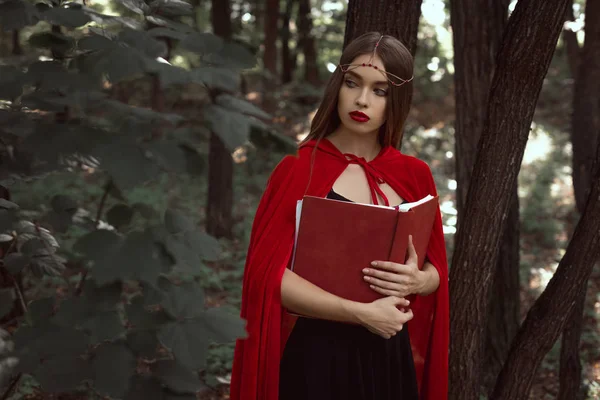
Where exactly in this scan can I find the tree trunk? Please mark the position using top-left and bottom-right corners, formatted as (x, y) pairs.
(448, 0), (571, 398)
(344, 0), (423, 55)
(484, 191), (520, 393)
(262, 0), (279, 109)
(281, 0), (296, 84)
(563, 2), (580, 81)
(297, 0), (319, 85)
(490, 142), (600, 399)
(263, 0), (279, 79)
(449, 0), (516, 394)
(12, 30), (21, 55)
(207, 0), (234, 239)
(559, 0), (600, 397)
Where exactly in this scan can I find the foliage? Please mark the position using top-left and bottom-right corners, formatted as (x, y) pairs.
(0, 0), (291, 396)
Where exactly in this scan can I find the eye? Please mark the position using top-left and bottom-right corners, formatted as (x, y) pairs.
(345, 79), (358, 88)
(374, 88), (388, 97)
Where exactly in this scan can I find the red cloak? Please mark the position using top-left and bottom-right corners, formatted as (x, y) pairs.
(230, 138), (449, 400)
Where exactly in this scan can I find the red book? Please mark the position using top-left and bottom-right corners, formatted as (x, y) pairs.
(290, 194), (439, 304)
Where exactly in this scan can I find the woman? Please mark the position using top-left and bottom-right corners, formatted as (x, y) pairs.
(230, 32), (449, 400)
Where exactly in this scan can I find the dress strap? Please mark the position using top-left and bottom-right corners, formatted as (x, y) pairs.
(343, 153), (390, 206)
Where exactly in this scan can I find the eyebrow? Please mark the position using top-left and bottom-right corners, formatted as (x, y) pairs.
(345, 70), (389, 86)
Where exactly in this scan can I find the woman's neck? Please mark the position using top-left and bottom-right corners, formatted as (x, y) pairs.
(327, 128), (382, 162)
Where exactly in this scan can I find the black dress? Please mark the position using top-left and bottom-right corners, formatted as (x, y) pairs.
(279, 189), (419, 400)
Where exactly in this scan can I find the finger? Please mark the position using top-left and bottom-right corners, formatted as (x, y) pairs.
(364, 268), (402, 283)
(369, 284), (402, 297)
(407, 235), (418, 264)
(390, 296), (411, 307)
(369, 261), (400, 272)
(364, 276), (399, 290)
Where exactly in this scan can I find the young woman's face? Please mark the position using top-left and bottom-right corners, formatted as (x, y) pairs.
(337, 53), (389, 137)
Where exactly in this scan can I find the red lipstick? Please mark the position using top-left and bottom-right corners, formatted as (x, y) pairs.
(349, 111), (370, 123)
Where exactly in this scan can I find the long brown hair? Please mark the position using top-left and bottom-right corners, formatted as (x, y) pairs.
(299, 32), (414, 149)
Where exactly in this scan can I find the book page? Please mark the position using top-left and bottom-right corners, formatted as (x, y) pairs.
(398, 194), (434, 212)
(290, 199), (303, 271)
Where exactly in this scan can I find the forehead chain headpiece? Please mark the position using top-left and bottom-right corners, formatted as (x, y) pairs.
(338, 35), (414, 87)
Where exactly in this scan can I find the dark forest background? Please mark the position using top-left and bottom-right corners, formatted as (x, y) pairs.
(0, 0), (599, 399)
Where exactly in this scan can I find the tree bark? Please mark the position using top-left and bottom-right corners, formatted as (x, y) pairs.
(207, 0), (234, 239)
(491, 142), (600, 400)
(344, 0), (423, 55)
(263, 0), (279, 79)
(12, 30), (21, 55)
(559, 0), (600, 398)
(563, 1), (580, 81)
(483, 191), (520, 393)
(448, 0), (571, 398)
(297, 0), (319, 85)
(449, 0), (516, 394)
(281, 0), (296, 84)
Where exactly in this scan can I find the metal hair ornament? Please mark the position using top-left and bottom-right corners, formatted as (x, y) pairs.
(338, 35), (414, 87)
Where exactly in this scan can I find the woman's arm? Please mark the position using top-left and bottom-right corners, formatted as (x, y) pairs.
(281, 268), (363, 323)
(281, 269), (413, 339)
(418, 261), (440, 296)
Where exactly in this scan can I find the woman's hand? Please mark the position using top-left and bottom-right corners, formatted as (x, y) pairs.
(354, 296), (413, 339)
(363, 235), (425, 297)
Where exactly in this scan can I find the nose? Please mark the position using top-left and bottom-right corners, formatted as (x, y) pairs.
(355, 88), (369, 108)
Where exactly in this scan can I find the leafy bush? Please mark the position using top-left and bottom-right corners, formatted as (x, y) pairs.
(0, 0), (285, 396)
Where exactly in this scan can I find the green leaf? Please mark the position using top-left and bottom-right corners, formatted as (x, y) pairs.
(119, 28), (166, 58)
(92, 343), (136, 398)
(126, 330), (160, 358)
(204, 41), (256, 70)
(216, 94), (271, 120)
(28, 297), (55, 324)
(94, 140), (161, 191)
(158, 321), (208, 370)
(125, 375), (164, 400)
(93, 230), (167, 285)
(21, 238), (48, 257)
(30, 253), (66, 277)
(107, 204), (134, 229)
(0, 289), (15, 320)
(142, 139), (188, 173)
(80, 311), (125, 342)
(0, 209), (17, 233)
(116, 0), (150, 15)
(3, 253), (31, 274)
(41, 7), (91, 28)
(74, 229), (121, 261)
(164, 209), (195, 234)
(152, 359), (204, 394)
(78, 34), (116, 51)
(29, 31), (74, 53)
(203, 105), (251, 151)
(180, 32), (223, 55)
(125, 296), (170, 330)
(191, 67), (240, 92)
(0, 199), (19, 210)
(34, 356), (92, 393)
(149, 0), (193, 17)
(0, 66), (26, 100)
(51, 194), (78, 214)
(200, 307), (246, 342)
(14, 323), (90, 372)
(159, 280), (204, 319)
(132, 202), (158, 219)
(53, 280), (123, 327)
(157, 309), (244, 371)
(147, 27), (187, 41)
